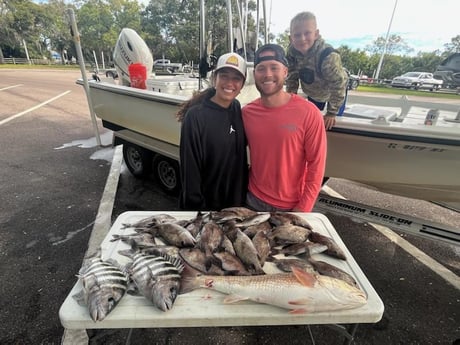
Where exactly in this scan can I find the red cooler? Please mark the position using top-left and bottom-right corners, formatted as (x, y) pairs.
(128, 63), (147, 89)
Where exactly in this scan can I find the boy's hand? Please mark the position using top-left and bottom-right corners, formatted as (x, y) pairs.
(324, 114), (336, 130)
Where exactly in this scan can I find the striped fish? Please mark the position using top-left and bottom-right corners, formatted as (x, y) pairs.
(128, 252), (184, 311)
(73, 255), (129, 322)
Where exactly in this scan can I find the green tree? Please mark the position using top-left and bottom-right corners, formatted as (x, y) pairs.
(411, 52), (444, 73)
(141, 0), (258, 64)
(40, 0), (76, 64)
(0, 0), (47, 59)
(337, 46), (370, 76)
(444, 35), (460, 54)
(76, 0), (141, 66)
(0, 0), (17, 62)
(274, 29), (289, 49)
(366, 34), (413, 56)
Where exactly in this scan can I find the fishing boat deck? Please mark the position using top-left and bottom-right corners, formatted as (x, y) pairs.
(59, 211), (384, 330)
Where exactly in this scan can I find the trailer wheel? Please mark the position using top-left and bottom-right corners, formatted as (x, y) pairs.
(152, 155), (181, 195)
(122, 144), (152, 178)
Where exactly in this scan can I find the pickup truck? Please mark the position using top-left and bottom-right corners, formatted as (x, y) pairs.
(391, 72), (443, 91)
(153, 59), (184, 72)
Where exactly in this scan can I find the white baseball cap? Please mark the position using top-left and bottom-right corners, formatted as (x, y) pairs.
(214, 52), (247, 80)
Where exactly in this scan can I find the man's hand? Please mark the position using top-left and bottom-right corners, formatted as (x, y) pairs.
(324, 114), (336, 130)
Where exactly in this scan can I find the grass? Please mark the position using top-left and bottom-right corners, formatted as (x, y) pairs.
(356, 84), (459, 100)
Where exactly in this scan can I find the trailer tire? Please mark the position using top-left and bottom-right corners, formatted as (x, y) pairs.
(122, 144), (152, 178)
(153, 155), (181, 195)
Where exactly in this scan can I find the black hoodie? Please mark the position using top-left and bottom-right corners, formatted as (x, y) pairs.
(179, 91), (248, 211)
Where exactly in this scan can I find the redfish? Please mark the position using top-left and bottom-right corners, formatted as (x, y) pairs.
(181, 266), (367, 313)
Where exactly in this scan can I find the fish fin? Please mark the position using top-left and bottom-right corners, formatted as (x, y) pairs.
(126, 282), (141, 296)
(72, 289), (87, 306)
(162, 253), (185, 273)
(110, 234), (121, 242)
(117, 248), (135, 259)
(288, 308), (308, 314)
(288, 298), (311, 306)
(223, 294), (249, 304)
(291, 266), (317, 287)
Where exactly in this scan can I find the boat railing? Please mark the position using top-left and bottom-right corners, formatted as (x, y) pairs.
(347, 94), (460, 122)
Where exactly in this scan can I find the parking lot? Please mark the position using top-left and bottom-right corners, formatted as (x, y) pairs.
(0, 69), (458, 345)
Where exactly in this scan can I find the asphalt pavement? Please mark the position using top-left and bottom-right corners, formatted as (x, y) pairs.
(0, 69), (459, 345)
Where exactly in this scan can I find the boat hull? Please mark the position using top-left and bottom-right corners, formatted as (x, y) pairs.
(326, 130), (460, 202)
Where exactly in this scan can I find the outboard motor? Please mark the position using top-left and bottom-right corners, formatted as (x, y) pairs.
(113, 28), (154, 86)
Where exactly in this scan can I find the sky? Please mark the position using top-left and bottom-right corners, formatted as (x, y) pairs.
(265, 0), (458, 54)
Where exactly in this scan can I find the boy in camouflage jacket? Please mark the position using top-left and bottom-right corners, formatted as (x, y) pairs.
(286, 11), (348, 130)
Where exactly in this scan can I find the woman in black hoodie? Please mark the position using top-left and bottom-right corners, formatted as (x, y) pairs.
(176, 52), (248, 211)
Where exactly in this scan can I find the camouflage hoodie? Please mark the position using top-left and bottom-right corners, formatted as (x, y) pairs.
(286, 37), (348, 116)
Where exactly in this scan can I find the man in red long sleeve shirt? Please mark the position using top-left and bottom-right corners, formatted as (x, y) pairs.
(242, 44), (327, 212)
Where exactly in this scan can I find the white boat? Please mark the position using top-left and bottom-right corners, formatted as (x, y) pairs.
(79, 76), (460, 206)
(70, 0), (460, 207)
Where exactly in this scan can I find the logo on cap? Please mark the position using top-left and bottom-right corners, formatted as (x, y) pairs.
(225, 55), (239, 67)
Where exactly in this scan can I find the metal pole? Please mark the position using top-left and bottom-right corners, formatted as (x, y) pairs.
(93, 50), (99, 74)
(261, 0), (268, 44)
(67, 8), (102, 147)
(22, 39), (31, 65)
(255, 0), (260, 51)
(235, 0), (247, 59)
(226, 0), (233, 51)
(375, 0), (398, 82)
(199, 0), (205, 89)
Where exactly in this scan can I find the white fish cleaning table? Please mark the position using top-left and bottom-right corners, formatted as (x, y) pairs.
(59, 211), (384, 343)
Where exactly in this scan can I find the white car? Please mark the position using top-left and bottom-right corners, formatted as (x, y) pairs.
(391, 72), (443, 91)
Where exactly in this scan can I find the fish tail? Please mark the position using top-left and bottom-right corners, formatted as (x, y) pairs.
(179, 262), (204, 294)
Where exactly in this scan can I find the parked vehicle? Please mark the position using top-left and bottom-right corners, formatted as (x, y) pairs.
(153, 59), (183, 72)
(345, 69), (360, 90)
(433, 53), (460, 89)
(391, 72), (443, 91)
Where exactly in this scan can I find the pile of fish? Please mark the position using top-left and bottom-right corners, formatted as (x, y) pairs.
(74, 207), (368, 321)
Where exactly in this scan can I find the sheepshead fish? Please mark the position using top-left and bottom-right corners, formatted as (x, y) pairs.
(73, 255), (129, 322)
(111, 232), (158, 247)
(118, 241), (180, 259)
(179, 247), (209, 273)
(268, 224), (312, 245)
(212, 251), (251, 276)
(270, 242), (328, 257)
(266, 257), (317, 274)
(269, 212), (313, 229)
(309, 231), (347, 260)
(226, 225), (265, 275)
(212, 207), (257, 223)
(307, 258), (358, 288)
(128, 252), (184, 311)
(122, 213), (177, 229)
(234, 213), (271, 228)
(181, 266), (367, 313)
(150, 223), (196, 247)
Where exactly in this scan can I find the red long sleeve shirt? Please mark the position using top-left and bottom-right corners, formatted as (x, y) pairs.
(242, 94), (327, 212)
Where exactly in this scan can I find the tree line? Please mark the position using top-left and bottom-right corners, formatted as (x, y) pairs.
(1, 0), (459, 80)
